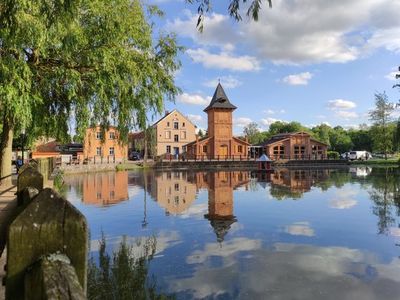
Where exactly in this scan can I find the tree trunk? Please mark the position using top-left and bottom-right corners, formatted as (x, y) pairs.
(0, 117), (14, 187)
(143, 129), (148, 164)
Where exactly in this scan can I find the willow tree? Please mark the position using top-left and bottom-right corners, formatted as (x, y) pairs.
(0, 0), (181, 180)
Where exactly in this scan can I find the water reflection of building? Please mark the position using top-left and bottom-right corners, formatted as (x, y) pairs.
(149, 171), (198, 215)
(83, 171), (128, 206)
(253, 168), (330, 198)
(199, 171), (250, 242)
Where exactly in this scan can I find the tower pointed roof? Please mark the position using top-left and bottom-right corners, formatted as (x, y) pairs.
(204, 83), (237, 112)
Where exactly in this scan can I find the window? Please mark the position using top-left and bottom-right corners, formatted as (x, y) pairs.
(174, 183), (179, 191)
(203, 145), (207, 153)
(96, 147), (102, 156)
(166, 145), (171, 153)
(180, 131), (186, 139)
(109, 147), (115, 155)
(174, 134), (179, 142)
(97, 192), (102, 200)
(96, 132), (102, 140)
(273, 145), (285, 157)
(182, 146), (186, 152)
(174, 196), (179, 205)
(109, 131), (115, 139)
(110, 191), (115, 199)
(238, 145), (243, 153)
(165, 131), (171, 139)
(182, 122), (186, 127)
(174, 122), (179, 129)
(167, 122), (170, 127)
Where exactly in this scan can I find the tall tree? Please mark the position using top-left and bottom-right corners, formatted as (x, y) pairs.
(369, 92), (395, 159)
(394, 119), (400, 152)
(0, 0), (181, 181)
(329, 126), (353, 153)
(243, 122), (260, 144)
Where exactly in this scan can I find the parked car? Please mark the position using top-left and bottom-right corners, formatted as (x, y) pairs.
(341, 152), (350, 160)
(348, 151), (372, 161)
(129, 151), (142, 161)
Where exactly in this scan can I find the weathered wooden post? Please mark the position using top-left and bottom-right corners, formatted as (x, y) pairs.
(24, 254), (85, 300)
(17, 165), (43, 205)
(6, 188), (88, 300)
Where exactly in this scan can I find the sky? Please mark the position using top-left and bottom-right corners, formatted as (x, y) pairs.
(145, 0), (400, 134)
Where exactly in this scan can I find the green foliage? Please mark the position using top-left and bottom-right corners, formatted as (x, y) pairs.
(269, 121), (308, 136)
(88, 234), (174, 300)
(311, 124), (331, 146)
(328, 126), (353, 153)
(348, 129), (372, 152)
(327, 151), (340, 159)
(197, 129), (204, 138)
(53, 170), (68, 197)
(0, 0), (181, 171)
(187, 0), (272, 31)
(243, 122), (260, 144)
(369, 92), (395, 158)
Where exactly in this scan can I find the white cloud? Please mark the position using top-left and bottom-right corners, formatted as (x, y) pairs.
(264, 109), (286, 115)
(166, 12), (238, 51)
(187, 114), (203, 123)
(187, 48), (261, 72)
(282, 72), (313, 85)
(328, 99), (357, 110)
(284, 221), (315, 237)
(260, 117), (285, 127)
(234, 117), (253, 127)
(329, 188), (358, 209)
(335, 111), (359, 119)
(169, 1), (400, 65)
(203, 75), (242, 89)
(385, 71), (399, 81)
(177, 92), (210, 106)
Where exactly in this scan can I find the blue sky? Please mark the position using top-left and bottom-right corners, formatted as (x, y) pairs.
(146, 0), (400, 134)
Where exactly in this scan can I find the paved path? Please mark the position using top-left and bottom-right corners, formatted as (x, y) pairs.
(0, 178), (17, 300)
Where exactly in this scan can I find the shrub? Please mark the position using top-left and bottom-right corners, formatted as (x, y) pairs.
(327, 151), (340, 159)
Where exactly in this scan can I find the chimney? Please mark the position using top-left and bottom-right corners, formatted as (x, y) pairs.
(165, 110), (170, 116)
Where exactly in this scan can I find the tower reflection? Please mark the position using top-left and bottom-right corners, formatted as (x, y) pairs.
(201, 171), (250, 242)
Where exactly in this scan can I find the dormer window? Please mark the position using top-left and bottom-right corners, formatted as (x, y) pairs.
(218, 98), (226, 103)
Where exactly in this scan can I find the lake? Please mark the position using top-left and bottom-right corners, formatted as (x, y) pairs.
(64, 166), (400, 300)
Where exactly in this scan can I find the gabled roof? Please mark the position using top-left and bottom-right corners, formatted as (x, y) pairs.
(185, 136), (212, 146)
(204, 83), (237, 112)
(152, 109), (198, 128)
(257, 131), (328, 147)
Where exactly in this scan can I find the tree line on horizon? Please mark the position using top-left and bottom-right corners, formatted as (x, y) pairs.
(242, 92), (400, 156)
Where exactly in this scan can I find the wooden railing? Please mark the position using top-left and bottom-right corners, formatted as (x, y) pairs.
(5, 163), (88, 300)
(160, 154), (330, 162)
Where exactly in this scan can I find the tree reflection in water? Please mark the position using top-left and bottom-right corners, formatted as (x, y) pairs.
(88, 235), (174, 300)
(368, 167), (400, 234)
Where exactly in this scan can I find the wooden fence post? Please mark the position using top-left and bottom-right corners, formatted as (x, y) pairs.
(24, 253), (85, 300)
(17, 166), (43, 205)
(6, 188), (88, 300)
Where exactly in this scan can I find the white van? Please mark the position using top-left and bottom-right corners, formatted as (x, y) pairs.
(348, 151), (372, 161)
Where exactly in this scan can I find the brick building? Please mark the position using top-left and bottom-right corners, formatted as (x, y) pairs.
(186, 83), (249, 159)
(129, 109), (197, 158)
(83, 126), (127, 162)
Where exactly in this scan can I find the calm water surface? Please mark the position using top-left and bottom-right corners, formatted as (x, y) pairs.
(65, 167), (400, 300)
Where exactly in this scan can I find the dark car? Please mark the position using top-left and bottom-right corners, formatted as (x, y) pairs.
(129, 151), (142, 161)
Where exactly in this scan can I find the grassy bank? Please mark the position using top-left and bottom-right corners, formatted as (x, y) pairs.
(115, 162), (153, 171)
(349, 158), (400, 166)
